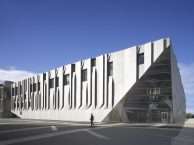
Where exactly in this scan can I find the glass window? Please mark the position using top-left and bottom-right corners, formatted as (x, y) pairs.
(108, 62), (113, 76)
(91, 58), (96, 67)
(82, 69), (87, 82)
(15, 87), (18, 95)
(12, 88), (15, 96)
(64, 74), (70, 85)
(72, 64), (75, 72)
(33, 83), (36, 91)
(56, 77), (59, 87)
(43, 73), (46, 80)
(20, 85), (22, 94)
(49, 78), (54, 88)
(30, 84), (32, 92)
(138, 53), (144, 65)
(38, 82), (40, 91)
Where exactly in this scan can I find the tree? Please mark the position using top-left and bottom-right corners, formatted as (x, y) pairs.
(186, 113), (194, 118)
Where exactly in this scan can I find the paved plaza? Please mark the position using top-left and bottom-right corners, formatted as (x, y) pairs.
(0, 119), (193, 145)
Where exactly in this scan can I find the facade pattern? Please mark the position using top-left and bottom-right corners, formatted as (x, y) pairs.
(11, 38), (186, 123)
(0, 81), (13, 118)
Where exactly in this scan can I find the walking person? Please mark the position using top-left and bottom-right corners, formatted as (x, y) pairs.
(90, 113), (94, 127)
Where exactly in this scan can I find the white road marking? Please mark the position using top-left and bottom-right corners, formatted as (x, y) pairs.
(50, 126), (58, 131)
(84, 129), (110, 140)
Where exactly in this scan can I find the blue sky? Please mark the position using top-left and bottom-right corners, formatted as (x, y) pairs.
(0, 0), (194, 113)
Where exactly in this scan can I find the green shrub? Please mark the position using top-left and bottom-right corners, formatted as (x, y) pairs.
(186, 113), (194, 118)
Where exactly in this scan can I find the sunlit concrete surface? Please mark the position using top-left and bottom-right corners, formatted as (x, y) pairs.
(10, 38), (185, 123)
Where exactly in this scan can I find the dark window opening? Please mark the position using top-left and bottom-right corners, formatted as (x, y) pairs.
(56, 77), (59, 87)
(12, 88), (15, 96)
(30, 84), (32, 92)
(138, 53), (144, 65)
(91, 58), (96, 67)
(43, 73), (46, 80)
(20, 85), (22, 93)
(15, 87), (18, 95)
(64, 74), (70, 85)
(49, 78), (54, 88)
(38, 82), (40, 91)
(82, 69), (87, 82)
(33, 83), (36, 92)
(108, 62), (113, 76)
(72, 64), (75, 72)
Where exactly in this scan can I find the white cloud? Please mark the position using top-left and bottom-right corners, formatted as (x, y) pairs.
(178, 63), (194, 113)
(0, 66), (36, 82)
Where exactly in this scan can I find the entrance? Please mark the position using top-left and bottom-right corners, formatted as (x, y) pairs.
(161, 112), (168, 123)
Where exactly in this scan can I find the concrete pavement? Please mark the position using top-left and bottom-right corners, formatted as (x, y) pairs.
(171, 123), (194, 145)
(0, 118), (193, 145)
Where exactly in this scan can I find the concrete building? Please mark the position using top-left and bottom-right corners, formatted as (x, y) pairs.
(0, 81), (13, 118)
(11, 38), (186, 123)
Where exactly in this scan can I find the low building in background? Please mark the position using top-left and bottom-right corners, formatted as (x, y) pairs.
(0, 81), (13, 118)
(11, 38), (186, 123)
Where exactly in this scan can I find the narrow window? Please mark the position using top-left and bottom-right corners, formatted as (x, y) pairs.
(108, 62), (113, 76)
(91, 58), (96, 67)
(82, 69), (87, 82)
(38, 82), (40, 91)
(64, 74), (70, 85)
(49, 78), (54, 88)
(12, 88), (15, 96)
(138, 53), (144, 65)
(33, 83), (36, 92)
(72, 64), (75, 72)
(43, 73), (46, 80)
(20, 85), (22, 94)
(0, 89), (2, 99)
(15, 87), (18, 95)
(56, 77), (59, 87)
(30, 84), (33, 92)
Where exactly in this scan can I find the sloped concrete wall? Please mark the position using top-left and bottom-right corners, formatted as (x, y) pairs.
(171, 49), (186, 123)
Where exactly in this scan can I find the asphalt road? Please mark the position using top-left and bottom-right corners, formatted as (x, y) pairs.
(0, 119), (181, 145)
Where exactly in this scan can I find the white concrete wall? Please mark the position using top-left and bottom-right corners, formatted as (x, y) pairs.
(11, 38), (185, 123)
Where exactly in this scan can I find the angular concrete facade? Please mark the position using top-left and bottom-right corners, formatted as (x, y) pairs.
(0, 81), (13, 118)
(11, 38), (186, 123)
